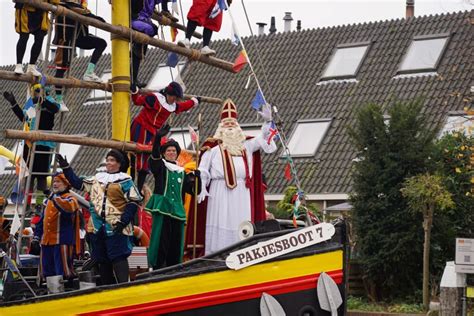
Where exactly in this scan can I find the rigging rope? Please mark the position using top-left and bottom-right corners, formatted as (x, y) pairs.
(227, 2), (306, 208)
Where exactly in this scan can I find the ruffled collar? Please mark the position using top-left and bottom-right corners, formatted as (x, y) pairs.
(95, 171), (130, 184)
(156, 93), (176, 112)
(163, 159), (184, 173)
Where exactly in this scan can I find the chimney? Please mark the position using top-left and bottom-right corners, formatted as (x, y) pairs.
(406, 0), (414, 18)
(269, 16), (276, 34)
(256, 22), (267, 36)
(297, 20), (302, 31)
(283, 12), (293, 32)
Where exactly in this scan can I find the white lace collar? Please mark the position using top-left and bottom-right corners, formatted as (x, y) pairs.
(95, 172), (130, 184)
(163, 159), (184, 173)
(157, 93), (176, 112)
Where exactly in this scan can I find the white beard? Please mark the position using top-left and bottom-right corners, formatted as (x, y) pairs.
(214, 123), (246, 156)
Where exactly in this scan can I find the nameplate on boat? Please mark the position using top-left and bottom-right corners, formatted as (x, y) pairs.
(225, 222), (335, 270)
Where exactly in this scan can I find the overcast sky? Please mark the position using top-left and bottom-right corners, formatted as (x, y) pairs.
(0, 0), (471, 66)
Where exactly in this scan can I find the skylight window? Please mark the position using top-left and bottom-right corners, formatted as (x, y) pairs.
(321, 42), (370, 80)
(398, 34), (449, 73)
(285, 119), (332, 157)
(147, 62), (186, 91)
(440, 115), (473, 136)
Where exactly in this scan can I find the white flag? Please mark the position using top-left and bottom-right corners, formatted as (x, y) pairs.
(9, 205), (21, 236)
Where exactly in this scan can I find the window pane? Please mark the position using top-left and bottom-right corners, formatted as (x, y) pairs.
(0, 156), (12, 175)
(169, 131), (191, 150)
(322, 45), (368, 78)
(400, 37), (447, 71)
(441, 116), (473, 136)
(0, 142), (24, 175)
(57, 143), (81, 163)
(242, 128), (260, 138)
(147, 63), (185, 90)
(287, 121), (331, 156)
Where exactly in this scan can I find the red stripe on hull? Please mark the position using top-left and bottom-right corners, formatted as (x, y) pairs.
(82, 269), (343, 316)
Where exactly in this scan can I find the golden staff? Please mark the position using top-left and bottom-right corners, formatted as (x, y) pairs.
(192, 113), (202, 259)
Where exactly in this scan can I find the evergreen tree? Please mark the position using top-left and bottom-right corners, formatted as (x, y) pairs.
(348, 100), (438, 300)
(429, 131), (474, 294)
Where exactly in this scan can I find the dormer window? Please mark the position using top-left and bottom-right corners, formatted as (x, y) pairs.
(321, 42), (370, 80)
(398, 34), (449, 74)
(284, 119), (332, 157)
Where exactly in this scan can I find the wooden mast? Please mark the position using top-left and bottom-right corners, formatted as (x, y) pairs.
(0, 70), (223, 104)
(14, 0), (237, 73)
(152, 11), (203, 39)
(111, 0), (130, 141)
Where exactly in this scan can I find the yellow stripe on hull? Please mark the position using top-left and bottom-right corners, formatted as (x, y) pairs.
(1, 250), (343, 315)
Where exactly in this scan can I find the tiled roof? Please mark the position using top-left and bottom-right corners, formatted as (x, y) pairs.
(1, 11), (472, 199)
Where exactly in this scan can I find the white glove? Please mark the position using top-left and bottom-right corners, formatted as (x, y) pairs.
(197, 187), (209, 204)
(191, 96), (200, 106)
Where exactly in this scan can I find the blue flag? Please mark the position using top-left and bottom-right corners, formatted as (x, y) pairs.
(251, 89), (265, 110)
(167, 52), (179, 68)
(218, 0), (227, 10)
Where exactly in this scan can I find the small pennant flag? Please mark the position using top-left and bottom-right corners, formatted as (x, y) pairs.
(232, 50), (248, 73)
(170, 26), (178, 42)
(231, 21), (240, 46)
(39, 70), (47, 87)
(209, 2), (221, 19)
(171, 0), (178, 15)
(251, 89), (265, 110)
(167, 52), (179, 67)
(10, 206), (21, 236)
(267, 121), (280, 144)
(188, 125), (198, 143)
(284, 162), (292, 180)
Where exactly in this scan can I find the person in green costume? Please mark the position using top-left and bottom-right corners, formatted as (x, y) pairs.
(146, 124), (201, 269)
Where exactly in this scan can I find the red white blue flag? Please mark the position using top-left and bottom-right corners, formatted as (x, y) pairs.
(267, 121), (280, 144)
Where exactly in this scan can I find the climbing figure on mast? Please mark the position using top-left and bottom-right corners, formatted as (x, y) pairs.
(53, 0), (108, 110)
(178, 0), (232, 56)
(2, 85), (60, 197)
(14, 0), (60, 75)
(130, 81), (200, 192)
(130, 0), (172, 87)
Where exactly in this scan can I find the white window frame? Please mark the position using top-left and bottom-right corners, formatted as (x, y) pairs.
(240, 123), (262, 138)
(397, 33), (450, 74)
(283, 119), (332, 158)
(320, 41), (371, 80)
(440, 113), (473, 136)
(168, 127), (195, 150)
